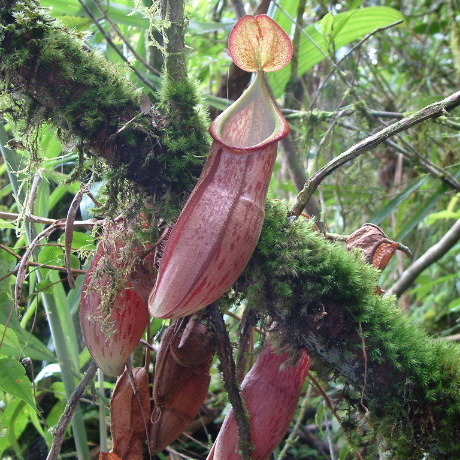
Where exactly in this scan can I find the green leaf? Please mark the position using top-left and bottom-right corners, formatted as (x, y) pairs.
(315, 401), (326, 434)
(269, 6), (405, 95)
(426, 210), (460, 225)
(58, 231), (95, 250)
(46, 399), (67, 428)
(319, 12), (334, 40)
(396, 184), (449, 240)
(0, 250), (16, 291)
(0, 325), (22, 357)
(370, 177), (427, 225)
(0, 359), (36, 410)
(0, 305), (55, 361)
(36, 279), (56, 295)
(272, 0), (300, 35)
(0, 398), (30, 459)
(38, 245), (64, 274)
(0, 219), (15, 229)
(41, 0), (149, 29)
(188, 19), (234, 34)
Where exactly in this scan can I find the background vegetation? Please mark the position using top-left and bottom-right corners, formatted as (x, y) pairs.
(0, 0), (459, 458)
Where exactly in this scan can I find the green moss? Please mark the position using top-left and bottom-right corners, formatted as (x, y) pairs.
(144, 73), (209, 218)
(0, 0), (206, 213)
(238, 200), (460, 457)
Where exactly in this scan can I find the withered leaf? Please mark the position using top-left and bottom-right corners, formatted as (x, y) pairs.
(373, 242), (402, 271)
(347, 223), (408, 270)
(111, 367), (150, 460)
(150, 317), (215, 454)
(100, 454), (123, 460)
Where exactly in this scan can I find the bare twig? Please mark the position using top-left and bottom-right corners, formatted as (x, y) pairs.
(209, 305), (252, 460)
(65, 189), (84, 289)
(77, 0), (157, 91)
(46, 361), (98, 460)
(284, 106), (404, 120)
(0, 211), (100, 228)
(310, 20), (403, 109)
(387, 219), (460, 297)
(231, 0), (246, 18)
(307, 372), (342, 424)
(0, 244), (86, 277)
(293, 90), (460, 216)
(14, 222), (61, 309)
(383, 138), (460, 191)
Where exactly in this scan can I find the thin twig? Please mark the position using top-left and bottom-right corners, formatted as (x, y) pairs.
(65, 189), (84, 289)
(0, 211), (100, 227)
(383, 138), (460, 191)
(46, 361), (98, 460)
(0, 244), (86, 279)
(14, 223), (61, 309)
(77, 0), (157, 91)
(93, 0), (161, 76)
(293, 90), (460, 215)
(310, 20), (403, 109)
(307, 372), (342, 424)
(209, 305), (252, 460)
(284, 106), (404, 120)
(387, 219), (460, 297)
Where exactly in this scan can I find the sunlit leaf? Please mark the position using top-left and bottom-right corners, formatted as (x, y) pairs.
(269, 6), (405, 95)
(0, 219), (15, 229)
(0, 359), (36, 410)
(0, 306), (55, 362)
(0, 325), (22, 357)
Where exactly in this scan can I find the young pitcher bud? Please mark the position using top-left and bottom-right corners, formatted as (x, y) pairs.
(208, 341), (311, 460)
(80, 220), (150, 377)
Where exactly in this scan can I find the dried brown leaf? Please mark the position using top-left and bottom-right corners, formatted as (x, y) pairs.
(111, 367), (151, 460)
(100, 454), (123, 460)
(347, 223), (406, 270)
(150, 317), (215, 454)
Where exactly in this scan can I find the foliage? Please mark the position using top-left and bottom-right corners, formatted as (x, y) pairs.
(0, 0), (459, 458)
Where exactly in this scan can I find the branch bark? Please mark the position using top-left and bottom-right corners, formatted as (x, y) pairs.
(47, 361), (98, 460)
(388, 219), (460, 297)
(0, 0), (203, 206)
(293, 90), (460, 215)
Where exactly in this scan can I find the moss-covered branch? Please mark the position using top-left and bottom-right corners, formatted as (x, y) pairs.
(0, 0), (206, 210)
(240, 201), (460, 457)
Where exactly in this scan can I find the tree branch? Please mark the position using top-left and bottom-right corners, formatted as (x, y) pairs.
(3, 3), (460, 457)
(387, 219), (460, 297)
(47, 361), (98, 460)
(293, 90), (460, 216)
(0, 0), (203, 206)
(210, 306), (252, 460)
(239, 201), (460, 457)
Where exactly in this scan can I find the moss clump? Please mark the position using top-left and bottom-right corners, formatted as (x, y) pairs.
(0, 0), (205, 212)
(156, 75), (209, 219)
(1, 1), (137, 137)
(237, 200), (460, 458)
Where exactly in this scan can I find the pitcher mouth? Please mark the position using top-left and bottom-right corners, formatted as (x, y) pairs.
(209, 72), (290, 153)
